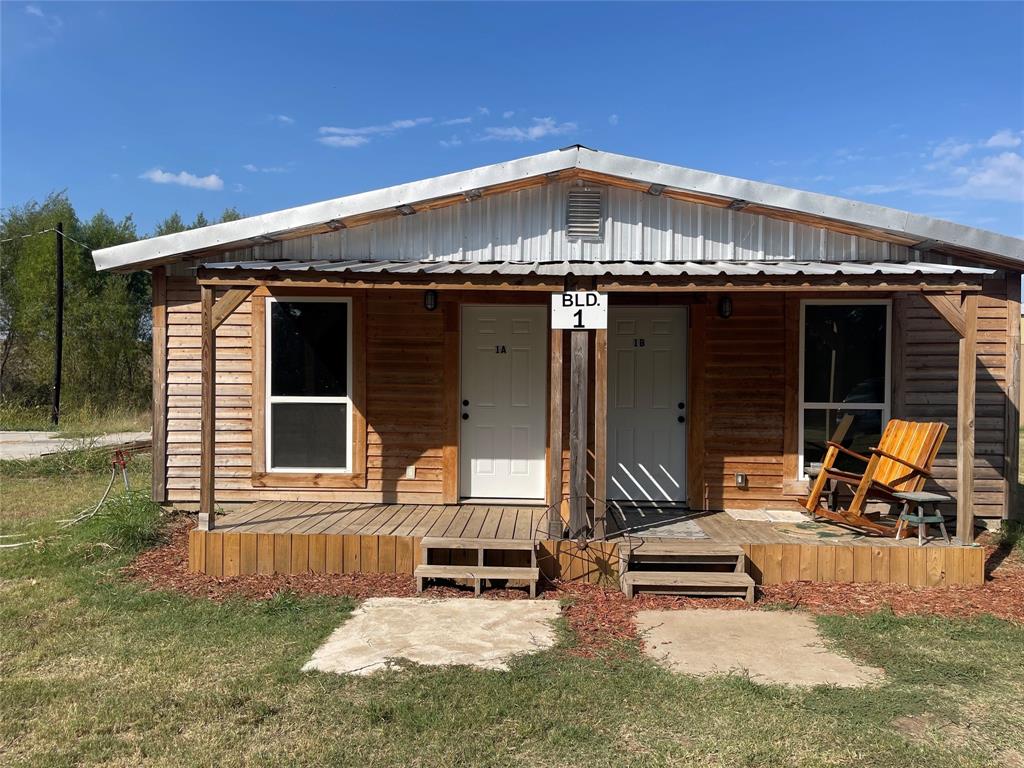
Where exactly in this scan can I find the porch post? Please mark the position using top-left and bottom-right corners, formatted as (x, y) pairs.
(592, 327), (608, 538)
(547, 327), (565, 538)
(956, 291), (978, 544)
(568, 329), (589, 538)
(198, 284), (216, 531)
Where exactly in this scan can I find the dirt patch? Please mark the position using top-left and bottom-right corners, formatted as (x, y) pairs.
(636, 609), (884, 687)
(124, 519), (1024, 659)
(303, 597), (561, 675)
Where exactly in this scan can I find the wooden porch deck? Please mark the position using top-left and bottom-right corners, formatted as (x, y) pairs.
(187, 501), (985, 586)
(215, 501), (548, 540)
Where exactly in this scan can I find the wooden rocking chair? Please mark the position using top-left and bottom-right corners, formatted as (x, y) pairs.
(803, 419), (948, 537)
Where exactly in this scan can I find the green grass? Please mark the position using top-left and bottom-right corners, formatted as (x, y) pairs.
(0, 401), (149, 437)
(2, 456), (1024, 767)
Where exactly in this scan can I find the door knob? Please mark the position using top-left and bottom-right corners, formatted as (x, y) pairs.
(678, 402), (685, 409)
(677, 415), (685, 423)
(462, 413), (469, 420)
(462, 399), (469, 407)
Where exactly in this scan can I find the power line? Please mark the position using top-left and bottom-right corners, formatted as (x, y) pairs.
(0, 227), (93, 250)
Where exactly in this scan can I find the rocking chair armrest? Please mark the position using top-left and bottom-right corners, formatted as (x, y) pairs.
(868, 447), (932, 477)
(824, 441), (871, 464)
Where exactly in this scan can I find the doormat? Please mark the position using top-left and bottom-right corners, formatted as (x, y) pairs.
(612, 507), (710, 539)
(725, 509), (808, 523)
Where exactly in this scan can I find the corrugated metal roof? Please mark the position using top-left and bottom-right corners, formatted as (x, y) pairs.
(92, 147), (1024, 272)
(200, 258), (994, 278)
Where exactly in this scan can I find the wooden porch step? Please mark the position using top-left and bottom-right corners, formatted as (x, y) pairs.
(420, 537), (536, 550)
(415, 564), (539, 597)
(620, 541), (744, 557)
(621, 571), (754, 602)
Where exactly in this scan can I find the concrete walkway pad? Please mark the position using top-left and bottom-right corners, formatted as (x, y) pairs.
(635, 609), (883, 687)
(303, 597), (561, 676)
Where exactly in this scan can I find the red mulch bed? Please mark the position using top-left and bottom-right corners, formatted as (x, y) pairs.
(124, 517), (1024, 659)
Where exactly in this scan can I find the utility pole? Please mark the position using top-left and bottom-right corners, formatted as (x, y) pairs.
(51, 222), (64, 425)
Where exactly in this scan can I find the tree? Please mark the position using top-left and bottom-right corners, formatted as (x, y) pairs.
(0, 193), (145, 409)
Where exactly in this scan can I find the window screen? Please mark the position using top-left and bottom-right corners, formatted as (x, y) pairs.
(801, 303), (889, 474)
(268, 299), (351, 471)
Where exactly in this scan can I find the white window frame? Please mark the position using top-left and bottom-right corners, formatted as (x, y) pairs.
(265, 295), (353, 473)
(798, 298), (891, 480)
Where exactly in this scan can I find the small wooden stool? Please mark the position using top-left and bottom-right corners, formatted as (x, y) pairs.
(893, 491), (952, 546)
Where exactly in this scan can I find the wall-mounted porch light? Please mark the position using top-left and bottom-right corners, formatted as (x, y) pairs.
(717, 295), (733, 319)
(424, 289), (438, 312)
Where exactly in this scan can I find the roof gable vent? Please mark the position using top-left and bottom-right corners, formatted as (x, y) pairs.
(565, 187), (604, 241)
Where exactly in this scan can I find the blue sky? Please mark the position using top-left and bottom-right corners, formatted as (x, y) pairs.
(2, 2), (1022, 238)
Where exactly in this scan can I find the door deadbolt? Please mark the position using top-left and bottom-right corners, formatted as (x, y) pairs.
(462, 413), (469, 420)
(462, 399), (469, 407)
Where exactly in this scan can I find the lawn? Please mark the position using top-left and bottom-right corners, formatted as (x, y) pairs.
(1, 453), (1023, 767)
(0, 402), (150, 438)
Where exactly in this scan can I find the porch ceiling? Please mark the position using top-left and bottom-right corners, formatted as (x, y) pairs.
(199, 258), (993, 283)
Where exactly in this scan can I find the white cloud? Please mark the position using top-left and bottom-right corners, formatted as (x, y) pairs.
(930, 152), (1024, 202)
(271, 114), (295, 125)
(477, 106), (490, 116)
(317, 135), (371, 148)
(243, 163), (289, 173)
(984, 129), (1022, 149)
(25, 3), (61, 31)
(317, 117), (432, 147)
(440, 135), (462, 149)
(503, 110), (515, 119)
(440, 116), (472, 126)
(480, 117), (578, 142)
(139, 168), (224, 191)
(608, 114), (619, 126)
(932, 138), (973, 161)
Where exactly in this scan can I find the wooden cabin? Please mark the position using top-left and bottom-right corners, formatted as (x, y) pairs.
(93, 147), (1021, 590)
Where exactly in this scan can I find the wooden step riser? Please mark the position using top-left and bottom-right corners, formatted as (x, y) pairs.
(628, 586), (752, 600)
(628, 555), (742, 567)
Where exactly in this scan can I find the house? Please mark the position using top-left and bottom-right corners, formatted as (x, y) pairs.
(92, 146), (1022, 591)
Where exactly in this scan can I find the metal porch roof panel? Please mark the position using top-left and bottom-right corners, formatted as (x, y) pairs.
(199, 259), (994, 279)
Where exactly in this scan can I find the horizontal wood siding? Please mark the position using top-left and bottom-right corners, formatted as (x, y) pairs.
(702, 294), (791, 511)
(896, 274), (1011, 524)
(165, 279), (446, 504)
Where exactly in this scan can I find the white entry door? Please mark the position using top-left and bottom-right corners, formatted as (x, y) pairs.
(460, 305), (547, 500)
(607, 307), (688, 502)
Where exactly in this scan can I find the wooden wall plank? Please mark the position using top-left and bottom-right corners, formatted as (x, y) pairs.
(326, 536), (343, 574)
(239, 533), (257, 575)
(290, 534), (309, 573)
(871, 547), (890, 584)
(206, 531), (223, 577)
(257, 533), (274, 575)
(309, 534), (327, 573)
(223, 533), (240, 576)
(151, 267), (168, 503)
(273, 534), (291, 573)
(852, 547), (872, 583)
(360, 536), (379, 574)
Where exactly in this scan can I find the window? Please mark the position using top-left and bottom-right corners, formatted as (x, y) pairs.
(266, 297), (351, 472)
(799, 300), (890, 477)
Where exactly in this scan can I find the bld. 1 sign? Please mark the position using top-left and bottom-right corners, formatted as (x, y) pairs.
(550, 291), (608, 330)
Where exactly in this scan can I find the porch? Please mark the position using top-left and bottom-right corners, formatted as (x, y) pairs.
(187, 500), (985, 586)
